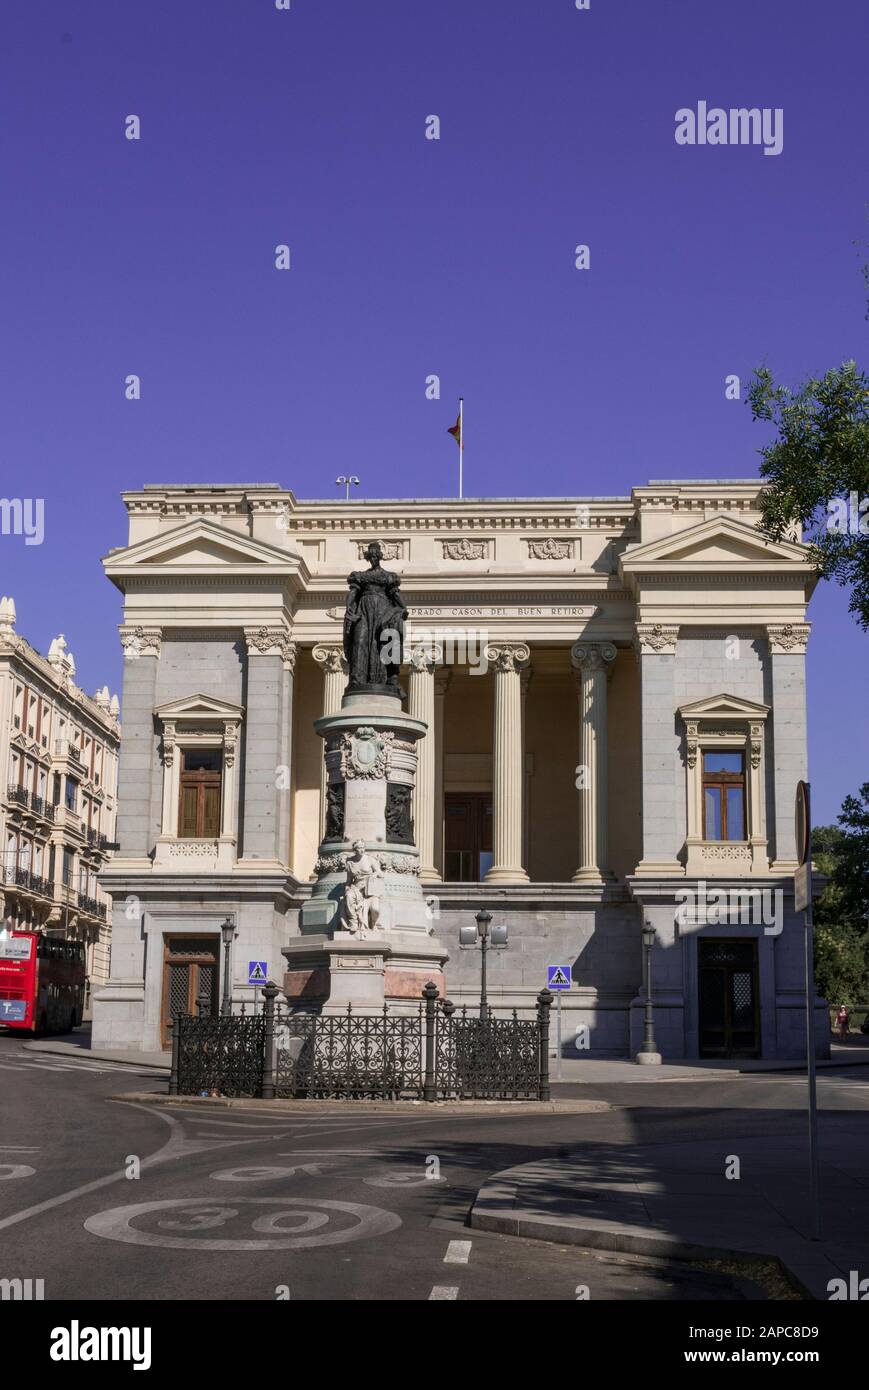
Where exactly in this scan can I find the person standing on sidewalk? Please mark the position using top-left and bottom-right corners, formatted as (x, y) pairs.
(835, 1004), (850, 1042)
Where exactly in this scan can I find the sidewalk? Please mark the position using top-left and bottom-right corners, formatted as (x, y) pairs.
(547, 1042), (869, 1084)
(471, 1128), (869, 1300)
(22, 1036), (868, 1081)
(23, 1036), (170, 1071)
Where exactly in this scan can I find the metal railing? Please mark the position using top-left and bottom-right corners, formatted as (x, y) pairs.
(31, 795), (55, 823)
(6, 784), (29, 809)
(170, 984), (553, 1102)
(77, 893), (107, 920)
(54, 740), (81, 762)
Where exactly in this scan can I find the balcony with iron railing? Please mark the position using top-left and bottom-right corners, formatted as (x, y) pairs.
(54, 740), (82, 763)
(31, 795), (55, 824)
(77, 892), (107, 921)
(0, 866), (52, 898)
(6, 783), (30, 810)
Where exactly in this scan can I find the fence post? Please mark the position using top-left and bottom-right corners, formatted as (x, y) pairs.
(197, 980), (211, 1017)
(261, 981), (278, 1100)
(423, 981), (439, 1102)
(168, 1017), (180, 1096)
(537, 989), (553, 1102)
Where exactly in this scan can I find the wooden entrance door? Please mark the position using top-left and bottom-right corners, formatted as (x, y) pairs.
(161, 936), (220, 1046)
(698, 939), (760, 1058)
(444, 793), (493, 881)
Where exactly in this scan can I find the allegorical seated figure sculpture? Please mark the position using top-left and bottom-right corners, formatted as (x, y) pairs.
(343, 541), (407, 695)
(338, 839), (384, 937)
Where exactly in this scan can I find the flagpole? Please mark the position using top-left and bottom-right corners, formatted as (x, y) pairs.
(459, 396), (464, 500)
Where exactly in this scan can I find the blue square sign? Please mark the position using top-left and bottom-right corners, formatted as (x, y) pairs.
(248, 961), (268, 985)
(547, 965), (571, 990)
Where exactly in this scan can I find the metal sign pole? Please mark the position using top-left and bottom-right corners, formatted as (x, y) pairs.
(795, 780), (821, 1242)
(557, 991), (562, 1081)
(804, 881), (821, 1241)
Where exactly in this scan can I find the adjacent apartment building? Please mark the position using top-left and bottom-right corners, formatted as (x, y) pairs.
(0, 597), (121, 1003)
(92, 480), (825, 1060)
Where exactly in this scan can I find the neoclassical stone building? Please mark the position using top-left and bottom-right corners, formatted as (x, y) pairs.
(93, 479), (826, 1059)
(0, 597), (120, 1002)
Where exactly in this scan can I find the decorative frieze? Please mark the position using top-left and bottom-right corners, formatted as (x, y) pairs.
(244, 626), (296, 668)
(526, 538), (575, 561)
(633, 623), (679, 657)
(120, 625), (162, 659)
(313, 849), (421, 878)
(767, 623), (811, 654)
(441, 539), (490, 561)
(356, 540), (405, 561)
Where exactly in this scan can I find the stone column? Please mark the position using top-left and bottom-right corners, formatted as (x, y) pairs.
(570, 641), (617, 881)
(433, 667), (451, 876)
(767, 623), (810, 869)
(634, 624), (682, 875)
(483, 644), (530, 884)
(407, 641), (441, 882)
(117, 626), (162, 858)
(240, 627), (294, 867)
(277, 643), (297, 872)
(312, 646), (348, 839)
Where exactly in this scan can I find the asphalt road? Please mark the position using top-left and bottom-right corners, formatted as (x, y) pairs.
(2, 1031), (868, 1302)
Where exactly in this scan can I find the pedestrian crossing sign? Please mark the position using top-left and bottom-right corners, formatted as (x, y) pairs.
(547, 965), (571, 990)
(248, 961), (268, 984)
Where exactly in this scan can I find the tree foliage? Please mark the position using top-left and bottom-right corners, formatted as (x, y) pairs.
(748, 360), (869, 628)
(811, 786), (869, 1005)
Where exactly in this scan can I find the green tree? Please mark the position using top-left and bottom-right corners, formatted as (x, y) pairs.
(747, 360), (869, 628)
(811, 791), (869, 1008)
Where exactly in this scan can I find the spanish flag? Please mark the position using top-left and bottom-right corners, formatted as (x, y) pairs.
(447, 405), (463, 450)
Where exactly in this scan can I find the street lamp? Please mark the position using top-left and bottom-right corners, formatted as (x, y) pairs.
(635, 919), (662, 1065)
(335, 475), (360, 501)
(459, 908), (508, 1019)
(220, 916), (236, 1017)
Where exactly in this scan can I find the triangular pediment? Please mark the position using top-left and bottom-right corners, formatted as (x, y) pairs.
(103, 519), (303, 573)
(620, 515), (810, 571)
(154, 693), (244, 722)
(678, 693), (770, 721)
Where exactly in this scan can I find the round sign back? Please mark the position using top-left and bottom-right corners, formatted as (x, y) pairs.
(795, 780), (811, 867)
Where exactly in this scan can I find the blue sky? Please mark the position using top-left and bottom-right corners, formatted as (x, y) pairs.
(0, 0), (866, 822)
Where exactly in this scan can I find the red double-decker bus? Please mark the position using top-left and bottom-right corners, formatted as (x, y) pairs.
(0, 931), (86, 1035)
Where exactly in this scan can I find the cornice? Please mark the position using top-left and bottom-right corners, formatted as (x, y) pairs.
(0, 635), (120, 740)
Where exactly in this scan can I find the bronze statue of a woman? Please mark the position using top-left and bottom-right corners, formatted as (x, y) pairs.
(343, 541), (408, 695)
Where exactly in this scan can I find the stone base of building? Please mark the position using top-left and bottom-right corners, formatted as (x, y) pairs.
(282, 930), (448, 1014)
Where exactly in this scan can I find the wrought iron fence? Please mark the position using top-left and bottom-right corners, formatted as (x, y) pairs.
(174, 1011), (265, 1097)
(274, 1005), (424, 1100)
(169, 982), (552, 1103)
(436, 1001), (540, 1099)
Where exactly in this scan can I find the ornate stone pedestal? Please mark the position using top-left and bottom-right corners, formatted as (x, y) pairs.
(284, 691), (449, 1013)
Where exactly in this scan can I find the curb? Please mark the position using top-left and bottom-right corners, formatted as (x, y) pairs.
(110, 1091), (610, 1116)
(469, 1178), (821, 1299)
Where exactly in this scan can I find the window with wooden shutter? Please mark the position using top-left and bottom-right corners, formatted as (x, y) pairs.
(178, 749), (223, 839)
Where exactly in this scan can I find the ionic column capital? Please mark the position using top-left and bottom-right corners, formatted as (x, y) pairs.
(571, 640), (617, 675)
(408, 640), (442, 675)
(312, 644), (348, 676)
(484, 642), (530, 674)
(767, 623), (811, 655)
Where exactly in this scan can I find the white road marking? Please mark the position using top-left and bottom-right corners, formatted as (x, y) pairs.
(429, 1285), (459, 1300)
(444, 1239), (471, 1264)
(84, 1197), (402, 1251)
